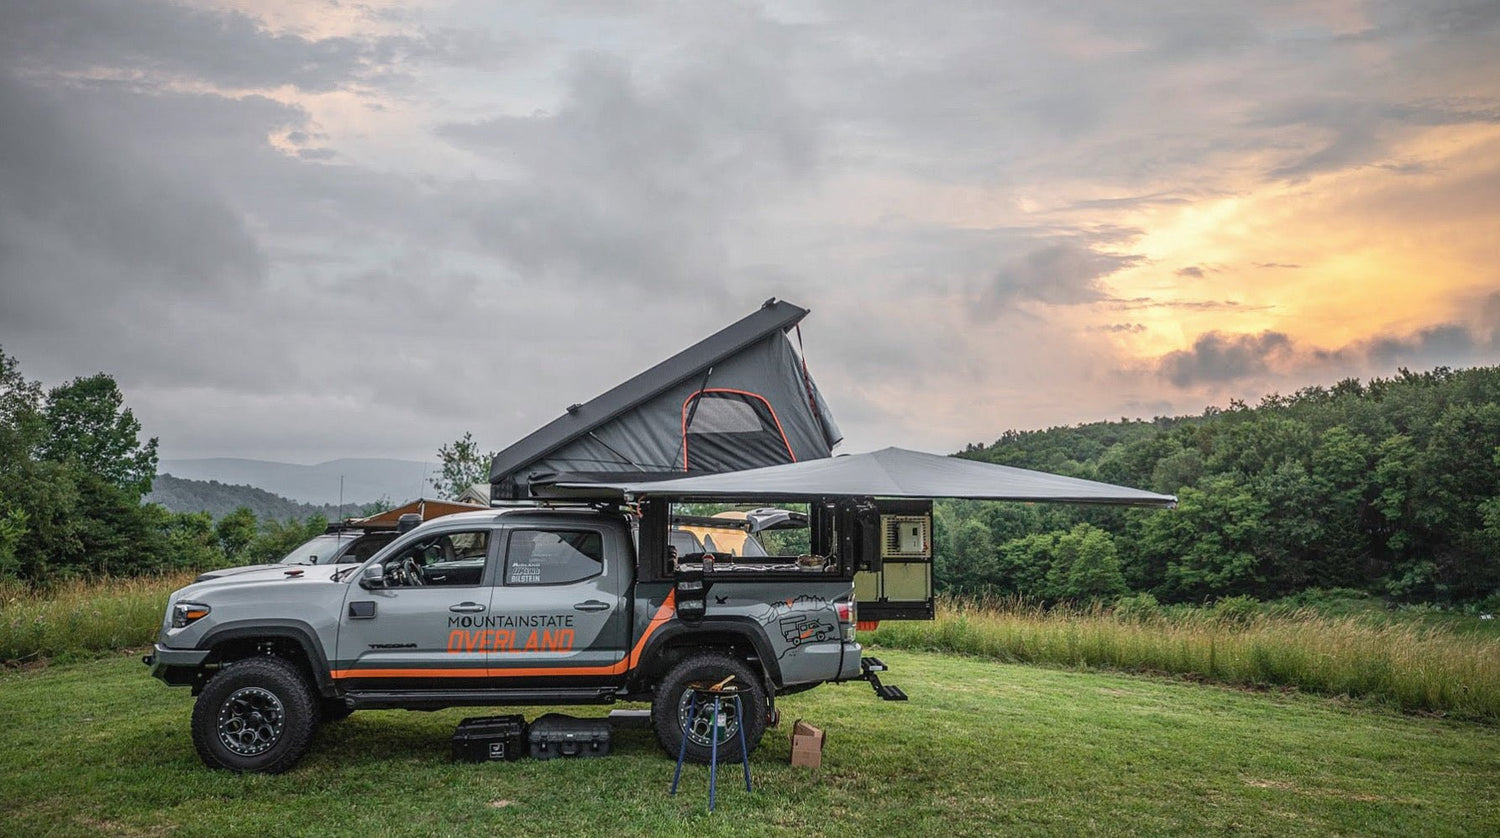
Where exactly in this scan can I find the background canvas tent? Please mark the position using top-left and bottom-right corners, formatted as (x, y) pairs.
(489, 299), (842, 500)
(532, 447), (1178, 507)
(344, 498), (488, 529)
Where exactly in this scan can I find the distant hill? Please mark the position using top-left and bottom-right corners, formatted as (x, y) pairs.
(156, 457), (436, 505)
(146, 474), (373, 522)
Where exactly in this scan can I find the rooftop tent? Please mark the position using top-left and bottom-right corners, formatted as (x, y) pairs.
(489, 299), (843, 500)
(532, 447), (1178, 507)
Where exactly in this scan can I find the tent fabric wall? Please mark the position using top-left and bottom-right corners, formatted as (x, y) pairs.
(511, 334), (832, 482)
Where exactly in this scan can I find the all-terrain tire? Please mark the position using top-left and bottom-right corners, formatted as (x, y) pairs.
(651, 652), (767, 764)
(191, 656), (318, 773)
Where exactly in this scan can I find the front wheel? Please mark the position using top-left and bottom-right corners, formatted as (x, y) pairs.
(651, 652), (767, 764)
(191, 656), (318, 773)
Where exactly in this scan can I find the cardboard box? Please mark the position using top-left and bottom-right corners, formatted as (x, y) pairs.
(789, 719), (825, 768)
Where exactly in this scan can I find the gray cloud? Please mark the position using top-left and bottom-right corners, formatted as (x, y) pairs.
(0, 74), (267, 311)
(1162, 308), (1500, 390)
(1159, 331), (1294, 387)
(437, 48), (821, 291)
(0, 1), (512, 93)
(980, 241), (1142, 310)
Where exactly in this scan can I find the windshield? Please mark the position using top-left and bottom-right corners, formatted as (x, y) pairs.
(279, 534), (356, 566)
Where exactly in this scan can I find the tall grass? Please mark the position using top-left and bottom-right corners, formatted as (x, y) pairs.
(0, 574), (190, 662)
(872, 596), (1500, 722)
(7, 579), (1499, 724)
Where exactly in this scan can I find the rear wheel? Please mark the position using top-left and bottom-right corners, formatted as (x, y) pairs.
(651, 652), (767, 764)
(191, 656), (317, 773)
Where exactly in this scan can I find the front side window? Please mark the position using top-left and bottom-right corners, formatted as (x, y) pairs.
(505, 529), (604, 586)
(379, 529), (491, 587)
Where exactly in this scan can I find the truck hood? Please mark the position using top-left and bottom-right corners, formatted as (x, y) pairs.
(195, 563), (282, 581)
(179, 563), (349, 597)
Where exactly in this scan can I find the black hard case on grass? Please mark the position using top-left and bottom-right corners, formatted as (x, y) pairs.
(528, 713), (612, 759)
(452, 715), (528, 762)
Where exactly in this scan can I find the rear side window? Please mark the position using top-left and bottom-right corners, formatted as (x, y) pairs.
(505, 529), (604, 586)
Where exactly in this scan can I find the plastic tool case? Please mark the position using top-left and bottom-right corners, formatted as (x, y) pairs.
(528, 713), (612, 759)
(452, 715), (528, 762)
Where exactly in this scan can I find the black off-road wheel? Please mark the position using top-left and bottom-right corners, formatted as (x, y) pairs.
(191, 656), (318, 773)
(651, 652), (768, 765)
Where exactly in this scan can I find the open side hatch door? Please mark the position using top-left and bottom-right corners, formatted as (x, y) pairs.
(849, 499), (934, 622)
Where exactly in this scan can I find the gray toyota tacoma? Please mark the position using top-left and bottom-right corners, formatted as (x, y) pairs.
(146, 499), (915, 773)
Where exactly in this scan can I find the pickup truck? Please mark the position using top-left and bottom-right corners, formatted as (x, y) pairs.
(146, 504), (884, 773)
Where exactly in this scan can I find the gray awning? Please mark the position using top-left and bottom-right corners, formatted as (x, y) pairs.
(537, 447), (1176, 507)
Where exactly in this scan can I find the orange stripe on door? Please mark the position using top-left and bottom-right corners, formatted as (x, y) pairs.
(331, 590), (679, 680)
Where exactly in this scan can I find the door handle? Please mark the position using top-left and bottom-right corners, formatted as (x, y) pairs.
(449, 602), (486, 613)
(573, 600), (610, 612)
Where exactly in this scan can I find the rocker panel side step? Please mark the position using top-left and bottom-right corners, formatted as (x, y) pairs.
(345, 687), (616, 710)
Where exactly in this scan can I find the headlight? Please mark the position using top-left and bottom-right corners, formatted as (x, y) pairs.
(171, 602), (211, 628)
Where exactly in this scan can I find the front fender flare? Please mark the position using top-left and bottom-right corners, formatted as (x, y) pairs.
(199, 619), (336, 697)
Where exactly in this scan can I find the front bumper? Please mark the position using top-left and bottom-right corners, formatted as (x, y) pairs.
(144, 644), (211, 686)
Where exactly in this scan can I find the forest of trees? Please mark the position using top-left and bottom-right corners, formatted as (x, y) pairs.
(938, 366), (1500, 606)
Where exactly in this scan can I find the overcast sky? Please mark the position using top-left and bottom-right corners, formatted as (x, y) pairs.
(2, 1), (1498, 463)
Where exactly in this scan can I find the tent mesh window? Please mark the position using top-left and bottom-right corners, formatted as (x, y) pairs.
(682, 389), (795, 472)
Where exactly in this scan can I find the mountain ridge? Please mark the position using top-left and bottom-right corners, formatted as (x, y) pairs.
(157, 457), (438, 506)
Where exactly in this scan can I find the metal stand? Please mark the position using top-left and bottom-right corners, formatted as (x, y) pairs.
(670, 684), (753, 812)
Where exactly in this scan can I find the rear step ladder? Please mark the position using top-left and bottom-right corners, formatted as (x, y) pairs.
(860, 656), (908, 701)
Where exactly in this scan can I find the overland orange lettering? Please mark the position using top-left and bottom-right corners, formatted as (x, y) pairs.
(446, 628), (576, 653)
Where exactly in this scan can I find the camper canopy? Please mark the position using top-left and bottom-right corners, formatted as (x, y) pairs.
(532, 446), (1178, 507)
(489, 299), (841, 500)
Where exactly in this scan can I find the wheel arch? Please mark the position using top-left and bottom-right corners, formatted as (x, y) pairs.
(200, 619), (336, 698)
(631, 618), (783, 694)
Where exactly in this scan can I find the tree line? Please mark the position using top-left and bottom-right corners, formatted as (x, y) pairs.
(937, 366), (1500, 606)
(8, 341), (1500, 608)
(0, 348), (334, 582)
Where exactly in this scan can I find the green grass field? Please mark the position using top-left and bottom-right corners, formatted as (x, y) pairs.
(2, 649), (1496, 837)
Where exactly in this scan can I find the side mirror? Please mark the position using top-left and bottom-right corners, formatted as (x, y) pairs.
(359, 564), (385, 589)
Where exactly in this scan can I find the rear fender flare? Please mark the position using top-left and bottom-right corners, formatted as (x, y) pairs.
(634, 617), (783, 691)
